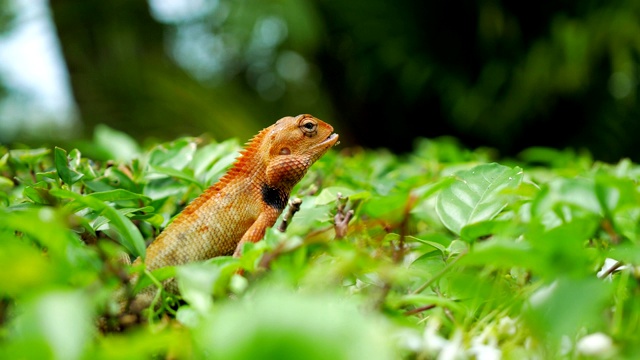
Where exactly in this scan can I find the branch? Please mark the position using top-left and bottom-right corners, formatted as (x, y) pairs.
(278, 197), (303, 232)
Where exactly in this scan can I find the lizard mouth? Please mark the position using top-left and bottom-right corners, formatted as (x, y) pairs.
(320, 133), (340, 147)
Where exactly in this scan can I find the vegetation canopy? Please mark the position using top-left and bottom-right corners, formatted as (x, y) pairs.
(1, 127), (640, 359)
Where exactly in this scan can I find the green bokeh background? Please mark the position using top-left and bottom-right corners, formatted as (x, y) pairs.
(1, 0), (639, 162)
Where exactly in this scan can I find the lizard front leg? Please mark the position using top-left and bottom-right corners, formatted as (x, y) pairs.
(233, 206), (281, 257)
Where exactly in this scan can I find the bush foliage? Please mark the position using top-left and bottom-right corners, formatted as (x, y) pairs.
(1, 127), (640, 359)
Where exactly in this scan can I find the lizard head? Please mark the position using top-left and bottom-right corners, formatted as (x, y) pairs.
(264, 114), (339, 187)
(268, 114), (339, 159)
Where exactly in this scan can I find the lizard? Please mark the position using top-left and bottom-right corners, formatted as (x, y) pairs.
(127, 114), (339, 311)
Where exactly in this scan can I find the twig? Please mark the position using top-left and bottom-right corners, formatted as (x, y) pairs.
(373, 194), (419, 310)
(278, 198), (303, 232)
(334, 194), (354, 239)
(334, 192), (358, 238)
(598, 260), (624, 279)
(393, 193), (418, 263)
(403, 304), (437, 316)
(257, 240), (289, 269)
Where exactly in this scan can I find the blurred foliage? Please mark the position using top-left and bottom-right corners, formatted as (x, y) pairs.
(0, 0), (15, 100)
(27, 0), (636, 162)
(2, 126), (640, 358)
(314, 0), (640, 162)
(47, 0), (334, 144)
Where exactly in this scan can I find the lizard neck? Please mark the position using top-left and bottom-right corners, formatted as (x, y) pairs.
(260, 183), (289, 211)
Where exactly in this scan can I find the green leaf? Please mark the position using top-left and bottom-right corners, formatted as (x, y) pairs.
(459, 219), (520, 243)
(525, 278), (612, 341)
(23, 182), (54, 205)
(93, 206), (154, 230)
(406, 235), (447, 254)
(191, 139), (239, 180)
(54, 147), (85, 185)
(132, 266), (176, 294)
(0, 234), (55, 296)
(594, 173), (639, 216)
(0, 207), (82, 264)
(0, 151), (9, 168)
(148, 138), (197, 170)
(148, 165), (202, 189)
(361, 191), (410, 220)
(5, 290), (93, 360)
(94, 124), (140, 162)
(0, 175), (14, 188)
(52, 189), (146, 258)
(460, 239), (535, 269)
(203, 151), (238, 185)
(176, 257), (239, 313)
(530, 177), (602, 220)
(315, 186), (369, 205)
(193, 288), (394, 360)
(87, 189), (151, 204)
(9, 148), (50, 166)
(436, 163), (523, 235)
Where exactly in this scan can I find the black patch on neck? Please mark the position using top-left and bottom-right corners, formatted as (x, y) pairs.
(261, 184), (288, 210)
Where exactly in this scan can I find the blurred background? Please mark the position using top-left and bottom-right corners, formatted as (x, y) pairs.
(0, 0), (639, 162)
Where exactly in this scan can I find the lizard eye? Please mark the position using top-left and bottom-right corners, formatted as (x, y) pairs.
(279, 147), (291, 155)
(299, 118), (318, 137)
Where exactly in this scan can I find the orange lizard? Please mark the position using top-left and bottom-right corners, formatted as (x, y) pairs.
(128, 114), (339, 310)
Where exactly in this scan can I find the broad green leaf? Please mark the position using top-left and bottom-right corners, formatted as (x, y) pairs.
(203, 151), (238, 185)
(594, 173), (639, 216)
(191, 139), (239, 179)
(5, 290), (93, 360)
(52, 189), (146, 259)
(530, 177), (601, 220)
(459, 219), (520, 243)
(0, 207), (67, 250)
(23, 182), (54, 205)
(176, 258), (239, 313)
(613, 207), (640, 243)
(132, 266), (177, 294)
(9, 148), (50, 166)
(608, 244), (640, 264)
(525, 278), (612, 340)
(193, 288), (394, 360)
(412, 177), (456, 201)
(526, 217), (599, 279)
(148, 138), (197, 170)
(0, 175), (14, 188)
(54, 147), (84, 185)
(148, 165), (202, 189)
(92, 328), (187, 359)
(0, 151), (9, 168)
(406, 235), (447, 254)
(64, 189), (152, 214)
(93, 206), (154, 230)
(460, 239), (535, 269)
(104, 167), (141, 193)
(436, 163), (523, 235)
(87, 189), (151, 204)
(361, 191), (410, 220)
(0, 235), (54, 296)
(94, 124), (140, 162)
